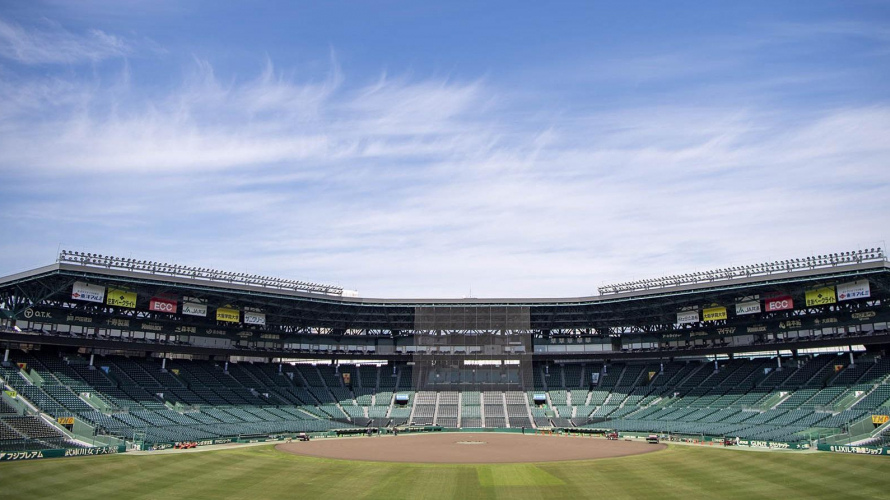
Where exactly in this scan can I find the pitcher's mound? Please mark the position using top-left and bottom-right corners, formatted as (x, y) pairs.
(276, 433), (665, 463)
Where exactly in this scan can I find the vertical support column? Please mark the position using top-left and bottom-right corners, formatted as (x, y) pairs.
(89, 354), (94, 367)
(224, 361), (229, 373)
(3, 348), (9, 363)
(162, 358), (166, 370)
(776, 352), (782, 371)
(713, 357), (718, 372)
(278, 363), (283, 374)
(659, 362), (664, 374)
(849, 349), (855, 366)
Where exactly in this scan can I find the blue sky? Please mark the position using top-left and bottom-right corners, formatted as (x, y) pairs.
(0, 1), (888, 297)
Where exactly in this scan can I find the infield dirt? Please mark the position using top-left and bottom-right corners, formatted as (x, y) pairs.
(276, 432), (666, 463)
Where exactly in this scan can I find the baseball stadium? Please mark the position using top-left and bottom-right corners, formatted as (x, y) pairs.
(3, 0), (890, 498)
(0, 249), (888, 499)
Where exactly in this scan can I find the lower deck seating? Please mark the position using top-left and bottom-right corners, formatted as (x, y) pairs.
(3, 351), (890, 449)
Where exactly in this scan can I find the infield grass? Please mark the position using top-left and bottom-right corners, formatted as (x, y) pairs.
(1, 444), (888, 500)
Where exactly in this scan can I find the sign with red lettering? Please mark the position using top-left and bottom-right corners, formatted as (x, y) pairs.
(765, 296), (794, 312)
(149, 297), (178, 314)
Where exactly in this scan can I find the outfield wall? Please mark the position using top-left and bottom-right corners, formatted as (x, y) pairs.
(3, 433), (890, 462)
(0, 445), (124, 461)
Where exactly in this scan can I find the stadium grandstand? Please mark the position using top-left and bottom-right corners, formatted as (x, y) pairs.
(1, 248), (890, 453)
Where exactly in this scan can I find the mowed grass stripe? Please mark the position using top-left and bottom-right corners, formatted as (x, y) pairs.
(63, 450), (235, 500)
(0, 444), (888, 500)
(613, 446), (732, 500)
(136, 450), (273, 500)
(8, 452), (163, 498)
(540, 446), (719, 500)
(681, 447), (815, 499)
(710, 447), (886, 500)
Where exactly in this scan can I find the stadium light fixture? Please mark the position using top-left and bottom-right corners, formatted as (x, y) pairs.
(58, 250), (346, 296)
(597, 247), (886, 295)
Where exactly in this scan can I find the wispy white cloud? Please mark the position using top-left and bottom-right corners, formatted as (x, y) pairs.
(764, 21), (890, 45)
(0, 17), (887, 297)
(0, 17), (129, 64)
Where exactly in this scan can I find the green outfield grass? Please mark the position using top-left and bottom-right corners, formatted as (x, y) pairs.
(0, 444), (887, 500)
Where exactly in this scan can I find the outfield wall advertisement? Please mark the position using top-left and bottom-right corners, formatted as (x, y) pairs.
(838, 280), (871, 301)
(805, 286), (837, 307)
(764, 295), (794, 312)
(71, 282), (105, 303)
(677, 311), (698, 325)
(216, 307), (240, 323)
(106, 289), (137, 308)
(244, 311), (266, 326)
(182, 302), (207, 317)
(735, 301), (761, 315)
(817, 444), (889, 456)
(149, 297), (178, 314)
(0, 445), (124, 461)
(736, 440), (810, 450)
(702, 306), (727, 322)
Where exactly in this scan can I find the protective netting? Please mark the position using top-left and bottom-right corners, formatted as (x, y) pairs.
(411, 332), (533, 391)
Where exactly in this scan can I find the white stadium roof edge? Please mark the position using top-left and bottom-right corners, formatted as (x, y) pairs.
(0, 249), (886, 306)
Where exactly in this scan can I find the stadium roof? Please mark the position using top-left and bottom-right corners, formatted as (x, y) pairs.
(1, 251), (889, 360)
(1, 256), (887, 307)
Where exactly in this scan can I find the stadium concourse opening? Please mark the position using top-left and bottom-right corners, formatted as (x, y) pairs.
(276, 432), (666, 463)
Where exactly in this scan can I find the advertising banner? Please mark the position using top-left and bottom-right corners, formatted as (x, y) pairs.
(71, 281), (105, 303)
(805, 286), (837, 307)
(677, 311), (699, 325)
(182, 302), (207, 317)
(56, 417), (74, 425)
(0, 446), (124, 461)
(872, 415), (890, 425)
(244, 311), (266, 326)
(106, 289), (137, 309)
(735, 301), (761, 316)
(736, 440), (809, 450)
(837, 280), (871, 301)
(819, 444), (888, 456)
(216, 307), (240, 323)
(0, 451), (46, 461)
(63, 446), (121, 457)
(149, 297), (178, 314)
(764, 295), (794, 312)
(702, 306), (728, 322)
